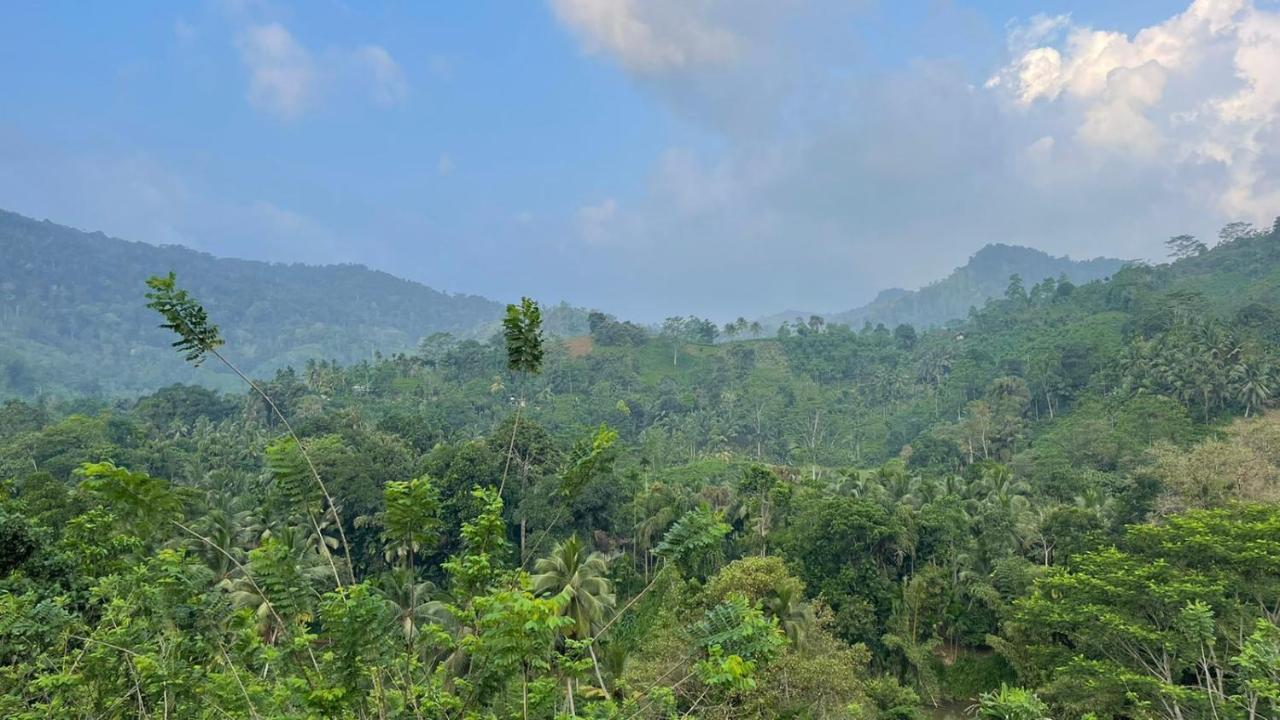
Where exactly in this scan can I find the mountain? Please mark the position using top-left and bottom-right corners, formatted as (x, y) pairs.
(761, 244), (1129, 332)
(831, 244), (1129, 330)
(0, 209), (510, 397)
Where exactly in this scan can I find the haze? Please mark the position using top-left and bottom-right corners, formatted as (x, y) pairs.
(1, 0), (1272, 319)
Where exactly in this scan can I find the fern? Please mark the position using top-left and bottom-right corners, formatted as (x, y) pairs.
(692, 593), (786, 663)
(264, 436), (340, 512)
(653, 506), (729, 570)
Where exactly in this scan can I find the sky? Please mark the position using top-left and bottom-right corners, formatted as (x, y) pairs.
(2, 0), (1278, 320)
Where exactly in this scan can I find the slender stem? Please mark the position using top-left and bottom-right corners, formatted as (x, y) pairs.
(212, 348), (352, 586)
(498, 400), (523, 497)
(588, 642), (610, 698)
(169, 519), (288, 633)
(521, 505), (566, 568)
(217, 641), (262, 720)
(591, 570), (660, 643)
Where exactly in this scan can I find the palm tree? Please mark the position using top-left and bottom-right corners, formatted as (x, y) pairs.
(1233, 360), (1273, 417)
(375, 567), (455, 648)
(764, 583), (816, 648)
(220, 528), (331, 643)
(532, 536), (616, 640)
(532, 535), (617, 694)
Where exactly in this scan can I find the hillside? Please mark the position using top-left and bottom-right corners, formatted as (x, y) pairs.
(6, 219), (1280, 719)
(0, 209), (508, 397)
(763, 244), (1129, 332)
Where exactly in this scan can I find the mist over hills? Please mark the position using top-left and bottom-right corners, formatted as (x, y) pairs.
(0, 210), (514, 397)
(1, 209), (1126, 398)
(760, 244), (1129, 332)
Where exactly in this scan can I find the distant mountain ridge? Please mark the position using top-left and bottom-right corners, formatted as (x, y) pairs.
(0, 209), (1126, 398)
(762, 244), (1129, 332)
(0, 209), (513, 397)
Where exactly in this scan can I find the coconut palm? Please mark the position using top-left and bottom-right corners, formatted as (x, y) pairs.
(375, 566), (456, 648)
(1233, 360), (1273, 417)
(532, 535), (616, 641)
(764, 583), (816, 648)
(532, 535), (617, 695)
(220, 528), (331, 643)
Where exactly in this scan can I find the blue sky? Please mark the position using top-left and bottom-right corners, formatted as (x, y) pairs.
(2, 0), (1272, 320)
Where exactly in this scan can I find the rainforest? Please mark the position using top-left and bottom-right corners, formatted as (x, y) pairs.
(7, 1), (1280, 718)
(3, 221), (1280, 719)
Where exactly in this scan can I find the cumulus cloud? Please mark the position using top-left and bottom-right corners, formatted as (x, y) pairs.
(233, 20), (410, 118)
(357, 45), (408, 106)
(990, 0), (1280, 222)
(237, 23), (317, 119)
(537, 0), (1280, 319)
(549, 0), (739, 72)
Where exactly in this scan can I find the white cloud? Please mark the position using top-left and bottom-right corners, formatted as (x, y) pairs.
(437, 153), (454, 176)
(357, 45), (408, 106)
(1005, 14), (1071, 54)
(237, 23), (317, 119)
(549, 0), (738, 72)
(234, 22), (409, 118)
(990, 0), (1280, 222)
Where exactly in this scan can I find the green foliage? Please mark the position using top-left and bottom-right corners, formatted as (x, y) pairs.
(442, 486), (510, 595)
(692, 593), (787, 664)
(1000, 504), (1280, 720)
(654, 506), (731, 577)
(559, 424), (619, 498)
(378, 475), (442, 564)
(973, 685), (1051, 720)
(530, 534), (615, 640)
(144, 272), (224, 366)
(11, 226), (1280, 719)
(76, 461), (183, 538)
(264, 434), (330, 510)
(503, 296), (545, 375)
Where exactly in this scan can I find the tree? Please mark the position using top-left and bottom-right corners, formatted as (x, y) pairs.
(654, 506), (731, 579)
(661, 316), (687, 367)
(999, 505), (1280, 720)
(1004, 274), (1027, 303)
(1166, 234), (1207, 259)
(1218, 221), (1256, 246)
(499, 297), (545, 497)
(893, 323), (917, 350)
(736, 465), (786, 556)
(532, 535), (616, 641)
(531, 535), (616, 694)
(146, 273), (352, 585)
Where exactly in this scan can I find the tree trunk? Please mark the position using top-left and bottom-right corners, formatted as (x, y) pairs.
(589, 643), (609, 698)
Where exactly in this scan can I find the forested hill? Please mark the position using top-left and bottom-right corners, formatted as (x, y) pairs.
(5, 220), (1280, 718)
(0, 209), (514, 397)
(822, 243), (1128, 330)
